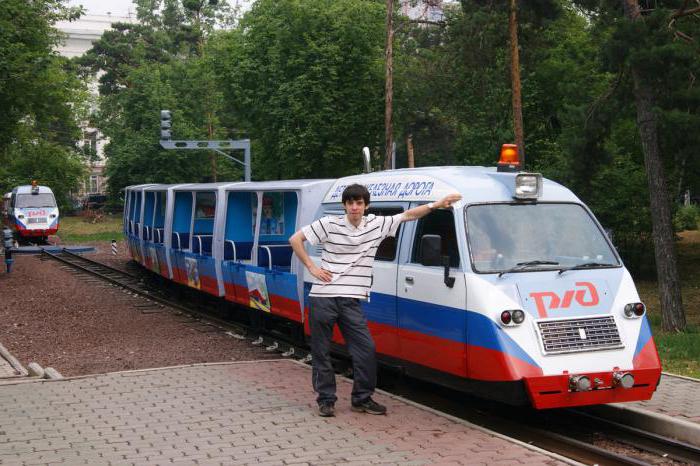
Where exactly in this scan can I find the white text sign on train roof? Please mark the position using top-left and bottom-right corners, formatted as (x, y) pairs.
(324, 175), (455, 203)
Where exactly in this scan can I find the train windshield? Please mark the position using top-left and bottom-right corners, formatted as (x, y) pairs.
(16, 194), (56, 208)
(465, 203), (619, 273)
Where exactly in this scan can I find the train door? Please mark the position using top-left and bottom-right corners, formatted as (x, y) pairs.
(153, 191), (168, 277)
(221, 191), (257, 305)
(363, 206), (403, 359)
(128, 190), (142, 263)
(146, 190), (168, 277)
(171, 191), (193, 285)
(187, 191), (218, 296)
(396, 205), (468, 377)
(143, 191), (157, 271)
(255, 191), (300, 321)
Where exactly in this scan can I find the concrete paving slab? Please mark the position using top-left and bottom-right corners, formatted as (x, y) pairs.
(631, 372), (700, 423)
(0, 360), (574, 466)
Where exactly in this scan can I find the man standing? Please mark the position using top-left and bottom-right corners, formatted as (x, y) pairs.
(289, 183), (461, 417)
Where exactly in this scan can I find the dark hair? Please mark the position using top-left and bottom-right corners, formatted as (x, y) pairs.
(341, 184), (370, 205)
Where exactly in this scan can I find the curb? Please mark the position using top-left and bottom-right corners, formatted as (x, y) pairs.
(0, 342), (28, 377)
(587, 403), (700, 447)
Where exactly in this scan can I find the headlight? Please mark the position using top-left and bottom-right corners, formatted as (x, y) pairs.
(624, 302), (645, 318)
(514, 173), (542, 200)
(512, 309), (525, 324)
(500, 309), (525, 326)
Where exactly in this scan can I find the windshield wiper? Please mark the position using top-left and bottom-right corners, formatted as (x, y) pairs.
(558, 262), (616, 275)
(498, 260), (560, 277)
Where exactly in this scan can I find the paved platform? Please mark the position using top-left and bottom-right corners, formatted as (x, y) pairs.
(630, 373), (700, 424)
(8, 245), (95, 255)
(0, 360), (571, 466)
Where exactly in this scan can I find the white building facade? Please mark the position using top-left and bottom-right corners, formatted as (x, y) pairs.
(55, 14), (135, 199)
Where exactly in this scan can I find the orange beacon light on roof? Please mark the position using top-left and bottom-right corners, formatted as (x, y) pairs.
(497, 144), (520, 172)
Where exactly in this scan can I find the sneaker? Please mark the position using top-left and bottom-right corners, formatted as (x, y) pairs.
(318, 402), (335, 417)
(351, 397), (387, 415)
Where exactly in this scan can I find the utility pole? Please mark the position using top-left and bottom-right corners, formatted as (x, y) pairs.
(509, 0), (525, 166)
(159, 110), (251, 182)
(384, 0), (394, 171)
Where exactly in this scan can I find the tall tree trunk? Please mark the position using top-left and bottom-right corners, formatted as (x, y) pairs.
(508, 0), (525, 166)
(407, 133), (415, 168)
(623, 0), (686, 332)
(384, 0), (394, 171)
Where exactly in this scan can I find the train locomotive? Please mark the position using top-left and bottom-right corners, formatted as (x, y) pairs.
(3, 182), (60, 243)
(123, 154), (661, 409)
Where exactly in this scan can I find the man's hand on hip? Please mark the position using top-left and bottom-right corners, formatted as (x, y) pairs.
(310, 264), (333, 282)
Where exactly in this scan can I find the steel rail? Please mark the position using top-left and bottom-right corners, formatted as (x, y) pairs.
(570, 409), (700, 464)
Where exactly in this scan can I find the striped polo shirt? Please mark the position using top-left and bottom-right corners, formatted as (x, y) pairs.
(302, 213), (404, 300)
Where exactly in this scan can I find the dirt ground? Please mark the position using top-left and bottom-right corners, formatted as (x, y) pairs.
(0, 240), (276, 376)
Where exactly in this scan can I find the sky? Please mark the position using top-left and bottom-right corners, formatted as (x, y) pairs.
(68, 0), (137, 17)
(67, 0), (254, 18)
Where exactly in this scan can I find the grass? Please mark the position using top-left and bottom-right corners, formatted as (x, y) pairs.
(57, 214), (124, 243)
(637, 228), (700, 379)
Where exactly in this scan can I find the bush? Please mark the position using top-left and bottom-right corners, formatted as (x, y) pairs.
(674, 204), (700, 231)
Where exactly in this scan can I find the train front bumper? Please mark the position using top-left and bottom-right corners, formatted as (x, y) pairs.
(17, 227), (58, 237)
(523, 367), (661, 409)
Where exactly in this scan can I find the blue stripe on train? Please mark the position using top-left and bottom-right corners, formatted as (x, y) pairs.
(303, 283), (539, 368)
(634, 316), (652, 357)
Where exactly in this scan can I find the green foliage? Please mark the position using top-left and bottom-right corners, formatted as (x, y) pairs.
(0, 130), (86, 210)
(216, 0), (386, 179)
(78, 1), (242, 198)
(674, 204), (700, 231)
(0, 0), (87, 203)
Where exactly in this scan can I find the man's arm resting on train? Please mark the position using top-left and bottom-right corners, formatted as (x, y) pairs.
(289, 230), (332, 282)
(401, 193), (463, 222)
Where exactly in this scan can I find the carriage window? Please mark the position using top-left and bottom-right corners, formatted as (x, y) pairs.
(195, 192), (216, 219)
(411, 209), (460, 268)
(366, 207), (403, 262)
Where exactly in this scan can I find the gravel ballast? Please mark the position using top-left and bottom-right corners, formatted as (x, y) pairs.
(0, 241), (277, 376)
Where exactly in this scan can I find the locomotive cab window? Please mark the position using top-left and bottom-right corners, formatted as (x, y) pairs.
(411, 209), (460, 268)
(366, 207), (403, 262)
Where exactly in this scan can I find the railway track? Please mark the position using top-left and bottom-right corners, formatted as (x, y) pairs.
(42, 249), (700, 466)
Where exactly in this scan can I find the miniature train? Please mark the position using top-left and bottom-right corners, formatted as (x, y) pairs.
(123, 157), (661, 409)
(3, 182), (59, 242)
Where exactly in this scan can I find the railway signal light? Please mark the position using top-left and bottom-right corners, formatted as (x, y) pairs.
(160, 110), (172, 140)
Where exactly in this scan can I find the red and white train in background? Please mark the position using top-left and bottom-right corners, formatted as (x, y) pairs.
(2, 182), (59, 242)
(123, 150), (661, 409)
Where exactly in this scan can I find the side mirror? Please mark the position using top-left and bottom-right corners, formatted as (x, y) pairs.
(420, 234), (455, 288)
(420, 234), (442, 266)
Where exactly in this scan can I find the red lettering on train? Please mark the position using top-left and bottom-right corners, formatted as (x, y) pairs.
(530, 281), (600, 318)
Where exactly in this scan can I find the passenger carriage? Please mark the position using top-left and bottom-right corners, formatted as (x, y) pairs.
(124, 164), (661, 409)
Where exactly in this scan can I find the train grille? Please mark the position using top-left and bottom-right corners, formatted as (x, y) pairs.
(27, 217), (47, 224)
(536, 316), (623, 354)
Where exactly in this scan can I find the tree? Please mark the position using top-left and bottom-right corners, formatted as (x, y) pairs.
(620, 0), (685, 331)
(79, 0), (239, 195)
(0, 0), (87, 204)
(216, 0), (386, 179)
